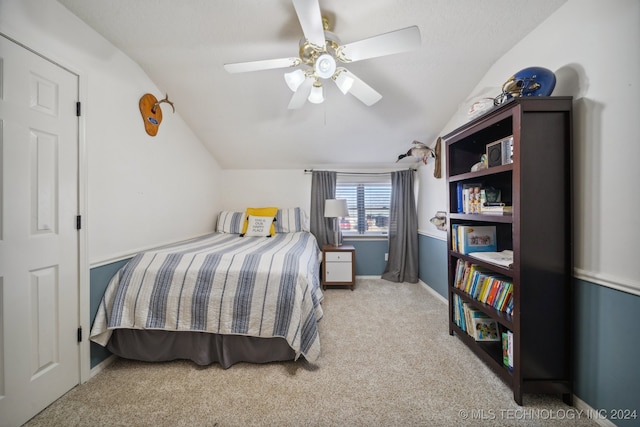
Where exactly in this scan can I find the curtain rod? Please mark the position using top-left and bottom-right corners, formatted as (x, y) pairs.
(304, 169), (416, 175)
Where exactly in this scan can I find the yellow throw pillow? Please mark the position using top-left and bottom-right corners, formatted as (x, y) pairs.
(241, 207), (278, 236)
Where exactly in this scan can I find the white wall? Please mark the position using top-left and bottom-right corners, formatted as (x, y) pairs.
(220, 169), (312, 213)
(0, 0), (223, 265)
(418, 0), (640, 296)
(416, 150), (447, 240)
(219, 167), (412, 223)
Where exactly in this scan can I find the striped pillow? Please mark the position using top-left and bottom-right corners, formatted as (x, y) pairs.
(275, 207), (309, 233)
(216, 211), (245, 234)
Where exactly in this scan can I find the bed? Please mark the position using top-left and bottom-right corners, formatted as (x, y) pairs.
(90, 208), (324, 368)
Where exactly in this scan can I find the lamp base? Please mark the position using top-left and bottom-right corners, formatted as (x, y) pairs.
(333, 216), (342, 247)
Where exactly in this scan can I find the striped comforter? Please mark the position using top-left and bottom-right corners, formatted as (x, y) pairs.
(90, 232), (324, 362)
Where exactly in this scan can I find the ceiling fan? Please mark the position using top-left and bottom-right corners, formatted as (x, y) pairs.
(224, 0), (422, 109)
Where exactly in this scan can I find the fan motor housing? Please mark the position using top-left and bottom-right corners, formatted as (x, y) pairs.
(298, 30), (341, 66)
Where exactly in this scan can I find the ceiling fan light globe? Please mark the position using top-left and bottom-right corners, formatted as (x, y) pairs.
(284, 69), (306, 92)
(308, 83), (324, 104)
(315, 54), (336, 79)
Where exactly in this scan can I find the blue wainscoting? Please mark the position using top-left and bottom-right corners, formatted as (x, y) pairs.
(573, 280), (640, 426)
(89, 259), (130, 368)
(342, 238), (388, 276)
(418, 233), (448, 299)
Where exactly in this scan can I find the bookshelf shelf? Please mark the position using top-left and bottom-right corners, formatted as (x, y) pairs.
(445, 97), (574, 406)
(449, 213), (513, 224)
(450, 252), (513, 276)
(452, 323), (513, 384)
(448, 163), (513, 182)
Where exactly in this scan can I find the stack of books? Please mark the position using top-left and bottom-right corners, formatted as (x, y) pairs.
(481, 202), (512, 215)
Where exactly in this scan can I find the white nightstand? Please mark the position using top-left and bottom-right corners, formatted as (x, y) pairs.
(321, 244), (356, 290)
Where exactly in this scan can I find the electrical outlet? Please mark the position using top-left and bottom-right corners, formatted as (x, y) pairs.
(384, 253), (388, 261)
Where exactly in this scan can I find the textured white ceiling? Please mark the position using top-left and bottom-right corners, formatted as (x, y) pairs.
(57, 0), (566, 169)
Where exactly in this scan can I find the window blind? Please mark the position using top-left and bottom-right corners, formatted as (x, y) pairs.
(336, 178), (391, 236)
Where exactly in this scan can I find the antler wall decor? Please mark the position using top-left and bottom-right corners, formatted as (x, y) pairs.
(139, 93), (175, 136)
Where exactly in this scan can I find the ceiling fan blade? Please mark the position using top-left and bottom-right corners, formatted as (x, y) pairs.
(224, 57), (299, 73)
(288, 78), (314, 109)
(339, 26), (421, 63)
(292, 0), (326, 48)
(340, 71), (382, 106)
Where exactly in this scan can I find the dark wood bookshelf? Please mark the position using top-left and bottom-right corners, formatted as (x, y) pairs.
(445, 97), (573, 405)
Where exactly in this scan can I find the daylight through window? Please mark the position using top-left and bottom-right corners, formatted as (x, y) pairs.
(336, 177), (391, 236)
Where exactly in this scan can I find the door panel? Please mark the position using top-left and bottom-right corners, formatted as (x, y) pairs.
(0, 35), (80, 427)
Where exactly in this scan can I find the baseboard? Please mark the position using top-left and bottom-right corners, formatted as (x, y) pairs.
(573, 396), (618, 427)
(90, 354), (117, 378)
(418, 279), (448, 305)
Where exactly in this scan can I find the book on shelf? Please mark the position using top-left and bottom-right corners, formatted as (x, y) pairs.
(465, 305), (486, 335)
(472, 317), (500, 342)
(461, 183), (482, 214)
(454, 296), (466, 333)
(451, 224), (458, 251)
(508, 330), (513, 369)
(502, 330), (514, 370)
(468, 250), (514, 268)
(502, 332), (509, 365)
(456, 182), (463, 213)
(457, 225), (497, 254)
(481, 204), (512, 215)
(502, 331), (514, 370)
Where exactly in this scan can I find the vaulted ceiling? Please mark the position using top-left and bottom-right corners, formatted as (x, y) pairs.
(57, 0), (566, 169)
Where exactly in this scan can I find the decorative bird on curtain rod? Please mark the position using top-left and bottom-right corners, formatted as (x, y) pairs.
(396, 139), (442, 178)
(396, 140), (434, 164)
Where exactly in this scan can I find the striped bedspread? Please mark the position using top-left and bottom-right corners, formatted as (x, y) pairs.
(90, 232), (324, 362)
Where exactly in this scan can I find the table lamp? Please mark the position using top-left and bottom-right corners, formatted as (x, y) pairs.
(324, 199), (349, 247)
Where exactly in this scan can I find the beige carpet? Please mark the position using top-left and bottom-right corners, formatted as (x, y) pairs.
(25, 279), (598, 427)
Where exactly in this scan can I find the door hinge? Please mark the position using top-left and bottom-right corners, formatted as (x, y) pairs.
(77, 327), (82, 343)
(76, 101), (81, 117)
(76, 215), (82, 230)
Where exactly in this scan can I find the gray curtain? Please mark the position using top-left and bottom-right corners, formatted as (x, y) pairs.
(310, 171), (336, 248)
(382, 169), (419, 283)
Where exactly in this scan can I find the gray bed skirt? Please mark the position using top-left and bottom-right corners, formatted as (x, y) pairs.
(106, 330), (296, 369)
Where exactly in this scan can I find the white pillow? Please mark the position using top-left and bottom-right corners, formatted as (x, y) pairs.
(243, 215), (275, 237)
(275, 207), (309, 233)
(216, 211), (245, 234)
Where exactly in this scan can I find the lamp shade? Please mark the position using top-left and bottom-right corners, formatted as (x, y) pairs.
(308, 82), (324, 104)
(284, 69), (306, 92)
(324, 199), (349, 218)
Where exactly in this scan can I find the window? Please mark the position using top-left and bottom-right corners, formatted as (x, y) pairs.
(336, 176), (391, 236)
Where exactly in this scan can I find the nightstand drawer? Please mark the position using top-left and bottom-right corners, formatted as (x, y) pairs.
(324, 251), (352, 263)
(324, 262), (353, 282)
